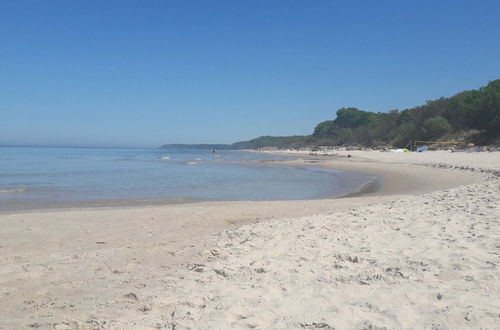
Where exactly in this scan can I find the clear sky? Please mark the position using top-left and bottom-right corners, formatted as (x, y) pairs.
(1, 0), (499, 147)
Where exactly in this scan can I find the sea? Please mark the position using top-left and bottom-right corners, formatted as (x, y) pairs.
(0, 146), (377, 212)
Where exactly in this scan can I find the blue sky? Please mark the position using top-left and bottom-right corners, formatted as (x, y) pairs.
(1, 0), (499, 147)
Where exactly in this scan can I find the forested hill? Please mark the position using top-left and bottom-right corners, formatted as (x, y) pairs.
(231, 79), (500, 149)
(161, 79), (500, 150)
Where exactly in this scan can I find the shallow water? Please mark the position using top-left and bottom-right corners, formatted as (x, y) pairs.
(0, 147), (375, 211)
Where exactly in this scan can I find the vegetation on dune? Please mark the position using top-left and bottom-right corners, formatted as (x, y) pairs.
(230, 135), (315, 150)
(161, 79), (500, 150)
(232, 79), (500, 149)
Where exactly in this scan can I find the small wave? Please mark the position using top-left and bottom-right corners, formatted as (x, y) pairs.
(186, 161), (198, 165)
(339, 177), (381, 198)
(0, 187), (32, 194)
(358, 178), (380, 194)
(159, 156), (171, 160)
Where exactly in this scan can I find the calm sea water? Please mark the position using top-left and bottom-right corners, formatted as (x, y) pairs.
(0, 147), (375, 212)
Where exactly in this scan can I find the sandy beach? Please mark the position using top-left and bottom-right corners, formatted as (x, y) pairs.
(1, 151), (499, 329)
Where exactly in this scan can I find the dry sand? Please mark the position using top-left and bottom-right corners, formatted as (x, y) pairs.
(0, 151), (499, 329)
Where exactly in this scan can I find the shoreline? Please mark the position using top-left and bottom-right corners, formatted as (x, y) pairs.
(0, 154), (375, 215)
(1, 151), (498, 328)
(261, 154), (483, 196)
(0, 151), (482, 216)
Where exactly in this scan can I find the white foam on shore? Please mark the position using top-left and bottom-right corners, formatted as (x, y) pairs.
(339, 177), (380, 197)
(0, 187), (30, 194)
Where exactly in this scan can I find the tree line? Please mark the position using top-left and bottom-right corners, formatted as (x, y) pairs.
(231, 79), (500, 149)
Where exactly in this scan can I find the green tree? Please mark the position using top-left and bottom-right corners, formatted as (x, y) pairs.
(391, 122), (417, 147)
(423, 116), (451, 139)
(313, 120), (336, 137)
(333, 107), (376, 128)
